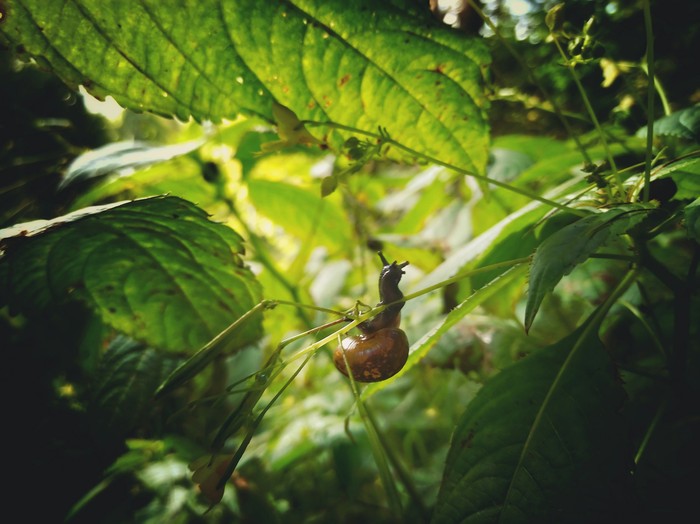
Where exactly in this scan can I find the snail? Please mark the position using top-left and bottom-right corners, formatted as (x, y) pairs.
(334, 252), (409, 382)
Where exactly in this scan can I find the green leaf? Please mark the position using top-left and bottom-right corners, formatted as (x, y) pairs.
(524, 204), (653, 331)
(0, 196), (262, 351)
(2, 0), (491, 173)
(247, 179), (351, 251)
(68, 155), (218, 211)
(89, 336), (179, 436)
(432, 323), (630, 524)
(637, 105), (700, 142)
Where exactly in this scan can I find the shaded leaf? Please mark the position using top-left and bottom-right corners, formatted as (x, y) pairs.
(636, 105), (700, 142)
(1, 0), (490, 173)
(433, 323), (630, 524)
(89, 335), (179, 437)
(525, 204), (654, 331)
(0, 196), (262, 351)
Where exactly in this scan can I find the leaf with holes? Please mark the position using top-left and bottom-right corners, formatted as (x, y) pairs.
(0, 0), (490, 174)
(0, 196), (262, 352)
(432, 322), (630, 524)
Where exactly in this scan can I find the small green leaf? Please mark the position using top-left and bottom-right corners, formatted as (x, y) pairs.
(637, 105), (700, 142)
(525, 204), (653, 331)
(0, 196), (262, 351)
(433, 322), (630, 524)
(320, 174), (338, 197)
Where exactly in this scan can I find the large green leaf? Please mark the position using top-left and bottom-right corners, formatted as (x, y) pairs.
(524, 204), (654, 331)
(0, 196), (262, 351)
(432, 323), (630, 524)
(1, 0), (490, 173)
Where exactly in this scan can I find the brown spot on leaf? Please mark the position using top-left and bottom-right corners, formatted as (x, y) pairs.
(431, 64), (446, 74)
(338, 74), (351, 88)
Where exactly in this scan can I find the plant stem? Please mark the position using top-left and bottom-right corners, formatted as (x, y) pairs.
(641, 64), (670, 117)
(634, 394), (669, 466)
(465, 0), (593, 165)
(550, 37), (624, 199)
(364, 404), (430, 521)
(215, 351), (315, 491)
(642, 0), (656, 203)
(340, 346), (403, 515)
(402, 257), (530, 303)
(303, 121), (588, 217)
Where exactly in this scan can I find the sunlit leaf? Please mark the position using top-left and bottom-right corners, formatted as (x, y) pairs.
(0, 196), (262, 351)
(247, 179), (351, 251)
(433, 322), (630, 523)
(364, 264), (528, 398)
(1, 0), (491, 173)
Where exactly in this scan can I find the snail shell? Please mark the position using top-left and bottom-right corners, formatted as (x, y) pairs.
(333, 328), (409, 383)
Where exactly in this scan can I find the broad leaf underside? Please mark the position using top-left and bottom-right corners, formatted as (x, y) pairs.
(1, 0), (490, 173)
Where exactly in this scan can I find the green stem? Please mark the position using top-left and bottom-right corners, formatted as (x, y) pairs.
(641, 64), (671, 117)
(634, 394), (669, 466)
(215, 351), (315, 491)
(402, 257), (530, 303)
(364, 404), (430, 521)
(550, 37), (624, 199)
(465, 0), (593, 165)
(340, 344), (403, 515)
(642, 0), (656, 203)
(272, 299), (347, 318)
(303, 121), (587, 217)
(285, 258), (530, 367)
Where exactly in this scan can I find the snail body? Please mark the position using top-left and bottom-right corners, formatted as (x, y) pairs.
(334, 252), (409, 383)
